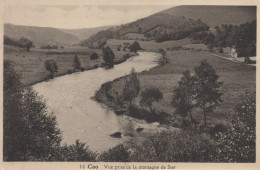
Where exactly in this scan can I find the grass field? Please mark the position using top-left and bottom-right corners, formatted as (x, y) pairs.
(107, 38), (191, 51)
(4, 45), (134, 85)
(96, 47), (256, 126)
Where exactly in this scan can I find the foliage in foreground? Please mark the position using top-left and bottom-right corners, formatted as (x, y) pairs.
(215, 92), (256, 162)
(102, 91), (255, 162)
(98, 144), (130, 162)
(4, 61), (62, 161)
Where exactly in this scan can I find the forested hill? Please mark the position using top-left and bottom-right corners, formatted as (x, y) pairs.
(162, 6), (256, 27)
(81, 13), (208, 48)
(81, 5), (256, 48)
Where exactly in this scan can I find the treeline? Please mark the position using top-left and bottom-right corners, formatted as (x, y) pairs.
(41, 45), (63, 49)
(189, 20), (256, 57)
(43, 42), (140, 80)
(4, 59), (255, 162)
(82, 15), (209, 48)
(145, 22), (209, 42)
(4, 35), (34, 51)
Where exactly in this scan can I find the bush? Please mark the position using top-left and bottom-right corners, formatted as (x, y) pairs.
(140, 87), (163, 113)
(73, 55), (81, 71)
(215, 92), (256, 162)
(58, 140), (97, 161)
(129, 41), (141, 52)
(218, 47), (224, 53)
(129, 130), (216, 162)
(208, 123), (228, 138)
(98, 144), (130, 162)
(123, 53), (131, 60)
(44, 59), (58, 78)
(67, 69), (74, 74)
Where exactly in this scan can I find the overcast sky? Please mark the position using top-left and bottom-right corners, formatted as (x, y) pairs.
(4, 5), (172, 29)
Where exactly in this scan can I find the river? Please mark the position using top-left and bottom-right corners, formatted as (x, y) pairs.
(33, 51), (163, 153)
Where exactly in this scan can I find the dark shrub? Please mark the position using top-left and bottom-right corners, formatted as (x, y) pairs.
(215, 92), (256, 162)
(98, 144), (130, 162)
(208, 123), (227, 138)
(129, 130), (216, 162)
(3, 61), (62, 161)
(67, 69), (73, 74)
(218, 48), (224, 53)
(58, 140), (97, 161)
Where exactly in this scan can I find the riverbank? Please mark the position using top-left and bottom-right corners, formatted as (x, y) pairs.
(4, 45), (136, 85)
(94, 48), (256, 128)
(33, 51), (163, 153)
(94, 50), (178, 126)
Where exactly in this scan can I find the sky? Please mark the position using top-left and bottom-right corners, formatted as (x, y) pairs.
(4, 5), (172, 29)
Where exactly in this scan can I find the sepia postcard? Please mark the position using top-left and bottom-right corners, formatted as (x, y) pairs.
(0, 0), (259, 169)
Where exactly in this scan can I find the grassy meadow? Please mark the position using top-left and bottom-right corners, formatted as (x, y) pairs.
(96, 39), (256, 126)
(4, 45), (134, 85)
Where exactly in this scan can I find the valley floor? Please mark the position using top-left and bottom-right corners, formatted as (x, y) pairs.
(95, 45), (256, 126)
(4, 45), (135, 85)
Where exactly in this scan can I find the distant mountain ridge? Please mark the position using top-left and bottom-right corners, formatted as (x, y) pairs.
(4, 24), (79, 47)
(4, 24), (113, 47)
(60, 25), (114, 41)
(161, 6), (256, 27)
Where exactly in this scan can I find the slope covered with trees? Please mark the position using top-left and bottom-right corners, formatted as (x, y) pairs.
(190, 20), (256, 57)
(162, 6), (256, 27)
(81, 5), (256, 48)
(82, 13), (208, 48)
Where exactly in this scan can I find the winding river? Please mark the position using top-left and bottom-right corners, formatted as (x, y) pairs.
(33, 52), (162, 152)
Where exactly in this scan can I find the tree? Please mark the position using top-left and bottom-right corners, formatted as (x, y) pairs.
(102, 46), (115, 68)
(45, 59), (58, 78)
(98, 144), (130, 162)
(122, 68), (140, 106)
(140, 87), (163, 113)
(73, 55), (81, 71)
(216, 92), (255, 162)
(3, 61), (62, 161)
(207, 43), (214, 51)
(193, 60), (223, 126)
(19, 37), (33, 51)
(172, 70), (195, 124)
(90, 52), (99, 65)
(129, 41), (141, 52)
(158, 49), (169, 66)
(158, 49), (166, 56)
(58, 140), (97, 161)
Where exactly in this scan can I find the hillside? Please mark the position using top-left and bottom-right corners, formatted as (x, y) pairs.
(61, 25), (114, 41)
(82, 5), (256, 48)
(82, 12), (208, 48)
(4, 24), (79, 47)
(161, 6), (256, 27)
